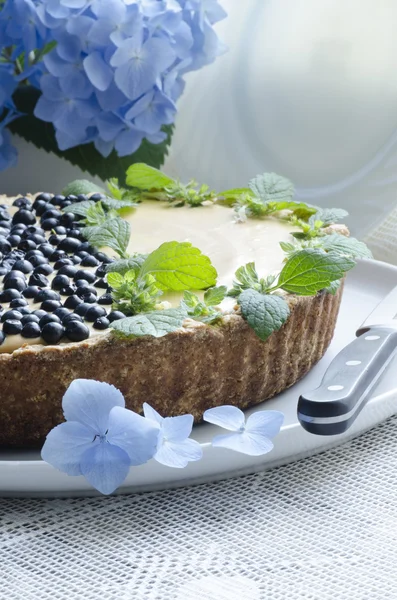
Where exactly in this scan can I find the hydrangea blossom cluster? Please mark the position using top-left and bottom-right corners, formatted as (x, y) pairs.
(41, 379), (284, 494)
(0, 0), (226, 170)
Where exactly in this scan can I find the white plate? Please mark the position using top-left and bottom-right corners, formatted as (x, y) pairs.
(1, 259), (397, 497)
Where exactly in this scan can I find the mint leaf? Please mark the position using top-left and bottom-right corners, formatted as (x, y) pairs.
(324, 280), (341, 295)
(111, 308), (186, 338)
(277, 249), (355, 295)
(181, 291), (223, 324)
(140, 241), (217, 291)
(279, 241), (296, 254)
(106, 254), (148, 275)
(218, 188), (253, 205)
(321, 234), (372, 259)
(109, 270), (162, 314)
(309, 208), (348, 227)
(228, 263), (275, 297)
(238, 289), (290, 341)
(267, 200), (317, 219)
(83, 217), (130, 258)
(249, 172), (294, 203)
(85, 201), (107, 226)
(61, 179), (107, 197)
(63, 200), (96, 217)
(126, 163), (175, 190)
(102, 197), (138, 210)
(204, 286), (227, 306)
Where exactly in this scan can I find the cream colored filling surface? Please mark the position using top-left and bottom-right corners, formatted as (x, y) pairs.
(0, 198), (296, 353)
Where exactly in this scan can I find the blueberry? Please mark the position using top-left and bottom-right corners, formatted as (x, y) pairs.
(21, 314), (40, 325)
(65, 320), (90, 342)
(25, 226), (45, 236)
(39, 314), (61, 328)
(67, 229), (84, 240)
(77, 194), (88, 202)
(23, 286), (40, 299)
(18, 239), (37, 252)
(90, 193), (105, 201)
(32, 309), (46, 320)
(4, 270), (26, 282)
(29, 272), (49, 287)
(98, 293), (113, 305)
(94, 278), (108, 289)
(52, 274), (70, 290)
(41, 299), (62, 312)
(4, 277), (27, 292)
(84, 305), (106, 322)
(74, 301), (91, 316)
(81, 255), (99, 267)
(0, 227), (11, 237)
(0, 239), (11, 254)
(54, 259), (73, 270)
(63, 295), (83, 309)
(74, 270), (96, 284)
(71, 255), (82, 265)
(53, 225), (67, 235)
(57, 265), (77, 277)
(93, 316), (110, 330)
(53, 194), (65, 205)
(29, 255), (48, 268)
(50, 249), (66, 262)
(3, 319), (23, 335)
(42, 209), (61, 221)
(26, 234), (46, 245)
(9, 298), (28, 309)
(76, 251), (89, 259)
(26, 249), (43, 259)
(21, 321), (41, 338)
(78, 292), (97, 304)
(0, 289), (21, 302)
(0, 267), (10, 277)
(34, 263), (54, 277)
(18, 307), (31, 316)
(76, 285), (97, 298)
(108, 310), (126, 322)
(75, 279), (91, 288)
(35, 193), (53, 203)
(41, 322), (65, 344)
(60, 213), (75, 227)
(0, 210), (12, 222)
(48, 234), (61, 246)
(65, 195), (78, 202)
(7, 235), (21, 247)
(62, 313), (82, 325)
(57, 237), (81, 253)
(60, 285), (77, 297)
(1, 309), (23, 322)
(12, 209), (36, 226)
(36, 289), (60, 303)
(13, 259), (34, 274)
(32, 199), (48, 216)
(95, 265), (107, 278)
(41, 218), (59, 231)
(53, 307), (70, 320)
(59, 200), (72, 209)
(13, 197), (33, 210)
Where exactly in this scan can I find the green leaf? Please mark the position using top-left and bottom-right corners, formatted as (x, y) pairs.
(218, 188), (253, 205)
(279, 241), (296, 254)
(83, 217), (130, 258)
(249, 172), (294, 203)
(277, 249), (355, 295)
(125, 163), (175, 190)
(238, 289), (290, 341)
(324, 280), (341, 295)
(268, 200), (317, 219)
(107, 272), (124, 288)
(101, 197), (138, 210)
(321, 234), (373, 259)
(309, 208), (348, 227)
(110, 308), (186, 338)
(204, 286), (227, 306)
(85, 201), (107, 226)
(140, 241), (217, 291)
(63, 200), (96, 217)
(10, 87), (173, 185)
(61, 179), (107, 197)
(105, 254), (148, 275)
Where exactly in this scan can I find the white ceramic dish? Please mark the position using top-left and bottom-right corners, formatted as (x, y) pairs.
(1, 259), (397, 497)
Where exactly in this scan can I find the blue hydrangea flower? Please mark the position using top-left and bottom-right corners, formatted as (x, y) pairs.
(143, 402), (203, 468)
(41, 379), (160, 494)
(203, 406), (284, 456)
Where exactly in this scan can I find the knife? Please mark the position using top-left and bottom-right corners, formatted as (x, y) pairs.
(298, 284), (397, 436)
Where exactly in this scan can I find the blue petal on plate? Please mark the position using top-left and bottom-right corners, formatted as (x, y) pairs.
(245, 411), (284, 439)
(162, 414), (194, 442)
(142, 402), (163, 426)
(203, 405), (245, 431)
(108, 406), (160, 466)
(41, 421), (99, 476)
(211, 431), (274, 456)
(154, 439), (203, 468)
(62, 379), (125, 435)
(80, 442), (130, 495)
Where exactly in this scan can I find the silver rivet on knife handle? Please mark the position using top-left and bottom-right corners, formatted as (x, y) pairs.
(298, 326), (397, 436)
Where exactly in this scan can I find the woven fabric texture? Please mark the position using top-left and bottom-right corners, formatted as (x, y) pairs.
(2, 415), (397, 600)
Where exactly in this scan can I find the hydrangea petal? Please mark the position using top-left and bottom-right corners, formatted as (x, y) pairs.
(41, 421), (99, 476)
(211, 431), (274, 456)
(162, 414), (194, 442)
(114, 127), (144, 156)
(62, 379), (125, 435)
(80, 442), (130, 494)
(203, 405), (245, 431)
(245, 411), (284, 439)
(83, 52), (113, 91)
(107, 406), (159, 466)
(142, 402), (163, 426)
(39, 74), (64, 101)
(34, 96), (63, 123)
(154, 438), (203, 468)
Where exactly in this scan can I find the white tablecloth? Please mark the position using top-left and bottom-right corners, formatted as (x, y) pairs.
(2, 413), (397, 600)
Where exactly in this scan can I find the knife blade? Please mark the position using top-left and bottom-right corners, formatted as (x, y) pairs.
(298, 284), (397, 436)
